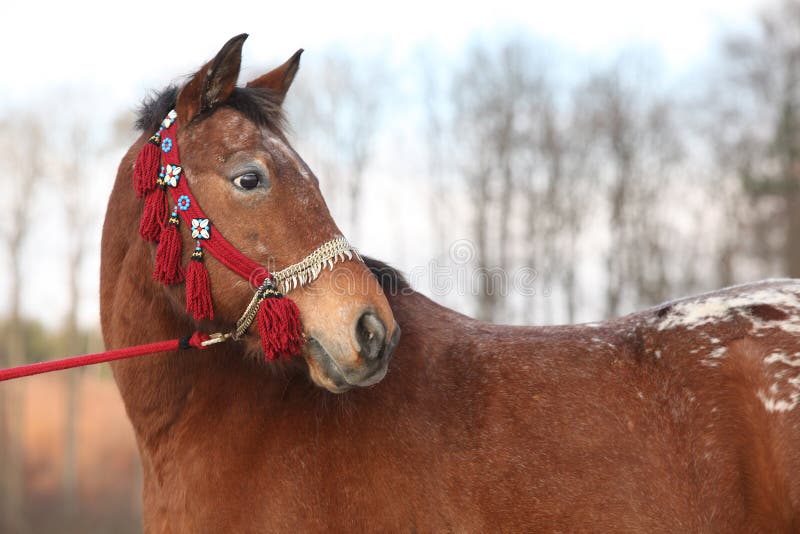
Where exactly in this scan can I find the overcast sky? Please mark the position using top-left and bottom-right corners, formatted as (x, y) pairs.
(1, 0), (762, 103)
(0, 0), (768, 327)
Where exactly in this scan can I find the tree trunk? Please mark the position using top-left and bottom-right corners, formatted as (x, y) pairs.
(62, 241), (85, 520)
(474, 167), (495, 322)
(785, 183), (800, 278)
(2, 246), (27, 532)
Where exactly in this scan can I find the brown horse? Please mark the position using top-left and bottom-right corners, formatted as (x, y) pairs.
(102, 36), (800, 532)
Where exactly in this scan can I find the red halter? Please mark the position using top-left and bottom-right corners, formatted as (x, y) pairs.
(0, 109), (361, 381)
(133, 109), (302, 360)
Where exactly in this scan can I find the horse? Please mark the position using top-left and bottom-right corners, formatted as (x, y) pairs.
(101, 35), (800, 532)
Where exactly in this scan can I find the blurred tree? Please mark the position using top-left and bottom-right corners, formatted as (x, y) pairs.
(575, 57), (683, 317)
(535, 92), (594, 323)
(51, 98), (134, 524)
(0, 110), (44, 533)
(57, 119), (93, 520)
(694, 89), (756, 287)
(287, 51), (387, 242)
(418, 45), (455, 258)
(713, 0), (800, 278)
(452, 38), (553, 322)
(450, 37), (601, 324)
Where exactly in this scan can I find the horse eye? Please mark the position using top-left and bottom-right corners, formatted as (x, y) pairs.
(233, 172), (260, 190)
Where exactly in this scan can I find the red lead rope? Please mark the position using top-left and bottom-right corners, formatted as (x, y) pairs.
(0, 332), (211, 383)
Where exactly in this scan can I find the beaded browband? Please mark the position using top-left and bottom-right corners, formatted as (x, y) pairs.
(133, 109), (360, 360)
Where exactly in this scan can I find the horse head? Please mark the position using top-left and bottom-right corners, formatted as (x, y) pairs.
(129, 34), (398, 392)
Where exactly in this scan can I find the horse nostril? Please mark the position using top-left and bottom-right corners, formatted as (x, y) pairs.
(356, 312), (386, 361)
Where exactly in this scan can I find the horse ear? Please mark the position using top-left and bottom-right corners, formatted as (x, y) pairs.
(246, 49), (303, 104)
(176, 33), (248, 124)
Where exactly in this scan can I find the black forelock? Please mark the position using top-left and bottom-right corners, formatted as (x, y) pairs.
(135, 84), (286, 133)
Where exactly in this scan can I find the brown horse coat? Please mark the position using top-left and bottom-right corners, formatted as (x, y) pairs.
(100, 36), (800, 532)
(104, 253), (800, 531)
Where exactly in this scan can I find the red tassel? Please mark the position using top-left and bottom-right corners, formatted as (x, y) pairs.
(139, 186), (166, 242)
(153, 211), (184, 284)
(256, 291), (305, 361)
(133, 136), (161, 198)
(186, 246), (213, 320)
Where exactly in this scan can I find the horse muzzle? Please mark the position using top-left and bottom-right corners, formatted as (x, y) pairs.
(304, 317), (400, 393)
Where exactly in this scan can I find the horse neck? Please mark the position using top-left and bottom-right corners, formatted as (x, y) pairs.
(383, 287), (482, 369)
(101, 145), (477, 449)
(100, 141), (243, 449)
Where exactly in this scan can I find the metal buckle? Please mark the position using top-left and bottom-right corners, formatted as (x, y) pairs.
(201, 332), (232, 347)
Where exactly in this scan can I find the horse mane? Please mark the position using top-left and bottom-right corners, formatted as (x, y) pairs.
(135, 84), (287, 133)
(363, 257), (410, 296)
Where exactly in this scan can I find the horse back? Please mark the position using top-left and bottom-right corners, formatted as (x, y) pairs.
(458, 278), (800, 530)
